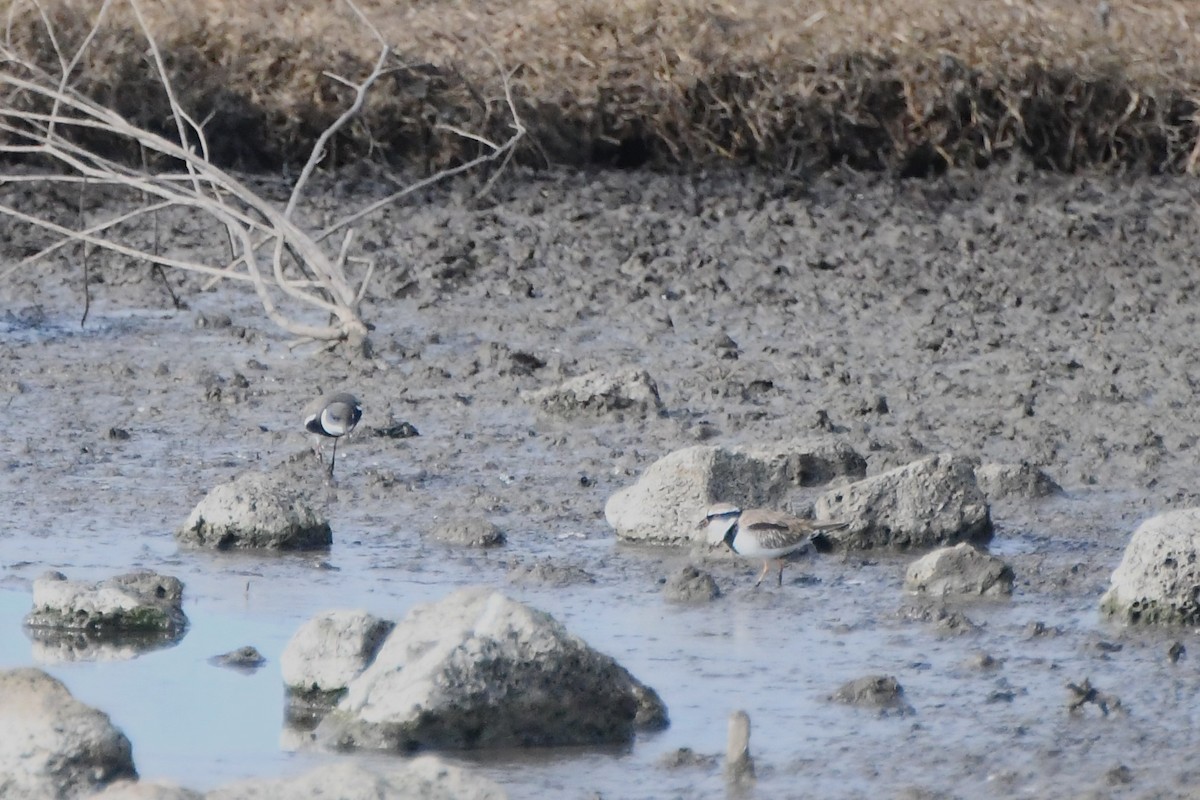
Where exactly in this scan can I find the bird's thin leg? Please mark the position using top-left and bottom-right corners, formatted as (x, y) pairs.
(776, 559), (785, 586)
(328, 438), (338, 477)
(754, 561), (770, 587)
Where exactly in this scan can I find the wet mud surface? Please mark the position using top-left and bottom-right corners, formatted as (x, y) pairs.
(4, 164), (1200, 798)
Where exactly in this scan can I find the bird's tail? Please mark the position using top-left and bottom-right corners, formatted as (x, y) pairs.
(808, 522), (848, 554)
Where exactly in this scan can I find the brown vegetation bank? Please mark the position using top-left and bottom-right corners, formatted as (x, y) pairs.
(6, 0), (1200, 174)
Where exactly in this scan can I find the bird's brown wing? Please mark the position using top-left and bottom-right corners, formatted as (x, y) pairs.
(739, 509), (848, 548)
(738, 510), (808, 549)
(737, 509), (798, 528)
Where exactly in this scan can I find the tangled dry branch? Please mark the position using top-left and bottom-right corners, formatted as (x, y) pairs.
(0, 0), (524, 347)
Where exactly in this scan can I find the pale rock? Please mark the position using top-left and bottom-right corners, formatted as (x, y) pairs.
(25, 570), (187, 635)
(813, 454), (992, 550)
(313, 587), (668, 751)
(176, 471), (331, 550)
(281, 610), (394, 705)
(604, 445), (784, 545)
(0, 668), (136, 799)
(1102, 508), (1200, 625)
(904, 543), (1014, 597)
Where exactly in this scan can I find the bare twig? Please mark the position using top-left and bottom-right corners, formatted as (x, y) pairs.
(127, 0), (216, 200)
(285, 39), (390, 221)
(77, 176), (90, 327)
(1, 198), (173, 278)
(319, 52), (526, 243)
(0, 0), (524, 347)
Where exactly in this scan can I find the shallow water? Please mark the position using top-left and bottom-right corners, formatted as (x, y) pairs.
(0, 590), (302, 786)
(5, 486), (1197, 800)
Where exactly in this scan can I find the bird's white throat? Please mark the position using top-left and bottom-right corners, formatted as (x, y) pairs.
(702, 516), (739, 546)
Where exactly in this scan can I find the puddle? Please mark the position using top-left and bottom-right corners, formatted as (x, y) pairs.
(5, 505), (1196, 799)
(1, 589), (296, 788)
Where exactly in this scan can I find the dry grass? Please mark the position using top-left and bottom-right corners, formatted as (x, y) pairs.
(6, 0), (1200, 173)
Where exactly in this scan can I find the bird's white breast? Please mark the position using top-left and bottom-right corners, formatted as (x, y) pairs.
(320, 407), (355, 437)
(730, 527), (809, 559)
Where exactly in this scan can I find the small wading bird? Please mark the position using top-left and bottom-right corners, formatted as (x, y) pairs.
(305, 392), (362, 477)
(699, 503), (849, 587)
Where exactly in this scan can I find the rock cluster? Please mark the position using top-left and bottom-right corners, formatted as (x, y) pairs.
(606, 446), (991, 550)
(0, 667), (508, 800)
(282, 588), (668, 751)
(605, 441), (865, 545)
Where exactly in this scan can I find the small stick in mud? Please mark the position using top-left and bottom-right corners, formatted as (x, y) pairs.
(725, 709), (755, 785)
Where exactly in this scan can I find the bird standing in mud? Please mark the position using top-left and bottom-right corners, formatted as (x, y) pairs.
(305, 392), (362, 477)
(699, 503), (848, 587)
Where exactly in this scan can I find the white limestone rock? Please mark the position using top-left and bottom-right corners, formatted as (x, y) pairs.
(312, 587), (668, 751)
(904, 543), (1014, 597)
(0, 668), (136, 799)
(176, 471), (331, 550)
(813, 454), (992, 550)
(1102, 508), (1200, 625)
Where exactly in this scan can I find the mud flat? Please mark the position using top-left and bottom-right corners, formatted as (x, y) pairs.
(3, 164), (1200, 798)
